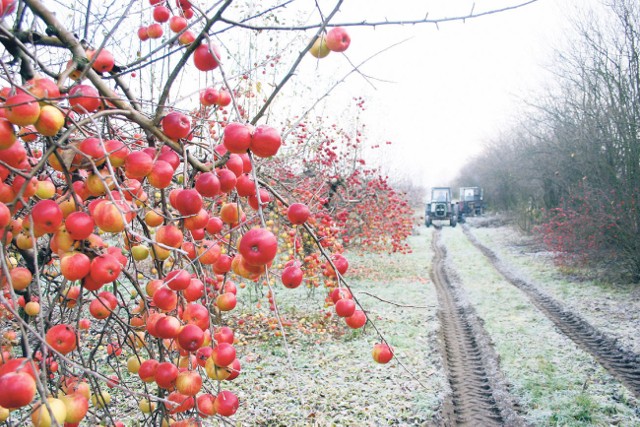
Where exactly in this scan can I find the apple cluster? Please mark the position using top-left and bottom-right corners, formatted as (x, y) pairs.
(309, 27), (352, 59)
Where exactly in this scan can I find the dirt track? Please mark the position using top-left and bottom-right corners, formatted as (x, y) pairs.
(430, 228), (525, 426)
(461, 225), (640, 400)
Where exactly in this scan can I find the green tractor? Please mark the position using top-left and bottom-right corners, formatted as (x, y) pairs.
(425, 187), (458, 227)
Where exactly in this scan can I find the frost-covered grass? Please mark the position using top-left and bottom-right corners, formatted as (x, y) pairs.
(440, 227), (640, 426)
(231, 229), (447, 425)
(469, 224), (640, 354)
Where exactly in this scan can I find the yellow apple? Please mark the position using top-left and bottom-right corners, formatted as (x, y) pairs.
(35, 180), (56, 199)
(91, 391), (111, 408)
(32, 398), (67, 427)
(309, 35), (330, 58)
(131, 244), (149, 261)
(34, 105), (65, 136)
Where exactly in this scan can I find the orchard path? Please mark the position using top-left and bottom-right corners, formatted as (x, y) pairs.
(430, 228), (526, 426)
(461, 225), (640, 399)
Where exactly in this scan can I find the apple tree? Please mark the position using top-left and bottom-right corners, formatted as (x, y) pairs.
(0, 0), (538, 425)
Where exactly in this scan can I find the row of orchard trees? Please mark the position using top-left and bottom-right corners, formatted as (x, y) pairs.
(0, 0), (428, 425)
(456, 0), (640, 280)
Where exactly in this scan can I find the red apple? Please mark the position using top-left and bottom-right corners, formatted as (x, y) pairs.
(93, 200), (126, 233)
(199, 87), (219, 106)
(137, 26), (149, 41)
(162, 111), (191, 140)
(60, 252), (91, 281)
(147, 23), (164, 39)
(78, 137), (106, 165)
(222, 122), (251, 154)
(217, 168), (237, 193)
(27, 76), (61, 100)
(158, 145), (180, 169)
(0, 118), (15, 149)
(250, 124), (281, 158)
(210, 342), (235, 367)
(174, 188), (202, 216)
(124, 150), (153, 178)
(0, 357), (39, 379)
(335, 298), (356, 317)
(372, 342), (394, 364)
(152, 5), (170, 22)
(45, 324), (77, 355)
(89, 253), (122, 284)
(31, 199), (63, 233)
(177, 324), (204, 352)
(0, 201), (9, 228)
(9, 266), (32, 291)
(175, 370), (202, 396)
(155, 315), (182, 339)
(217, 88), (231, 106)
(169, 15), (188, 32)
(329, 287), (352, 303)
(225, 153), (244, 176)
(213, 326), (234, 345)
(178, 29), (195, 45)
(155, 361), (179, 389)
(147, 160), (174, 189)
(68, 84), (101, 113)
(238, 227), (278, 266)
(213, 390), (238, 417)
(153, 286), (178, 311)
(0, 371), (36, 408)
(235, 173), (256, 197)
(287, 203), (310, 225)
(281, 265), (303, 289)
(156, 224), (184, 248)
(195, 172), (220, 197)
(104, 139), (129, 167)
(345, 310), (367, 329)
(193, 42), (221, 71)
(213, 253), (232, 274)
(183, 278), (204, 302)
(4, 94), (40, 126)
(165, 391), (194, 414)
(65, 211), (94, 240)
(248, 188), (271, 210)
(89, 297), (114, 319)
(205, 216), (223, 235)
(196, 393), (216, 417)
(87, 48), (115, 73)
(182, 303), (209, 330)
(164, 269), (191, 291)
(215, 292), (236, 311)
(326, 253), (349, 277)
(0, 138), (27, 167)
(325, 27), (351, 52)
(138, 359), (159, 382)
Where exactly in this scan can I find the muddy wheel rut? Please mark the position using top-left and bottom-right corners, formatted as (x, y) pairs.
(431, 228), (525, 426)
(462, 225), (640, 399)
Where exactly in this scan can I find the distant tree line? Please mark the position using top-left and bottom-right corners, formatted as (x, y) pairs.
(456, 0), (640, 280)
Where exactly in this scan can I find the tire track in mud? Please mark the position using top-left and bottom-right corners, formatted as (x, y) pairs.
(462, 225), (640, 399)
(431, 228), (525, 427)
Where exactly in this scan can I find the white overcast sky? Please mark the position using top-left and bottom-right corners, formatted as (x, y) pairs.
(293, 0), (604, 190)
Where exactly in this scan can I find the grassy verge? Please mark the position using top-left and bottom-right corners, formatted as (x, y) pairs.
(440, 227), (640, 426)
(231, 229), (447, 425)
